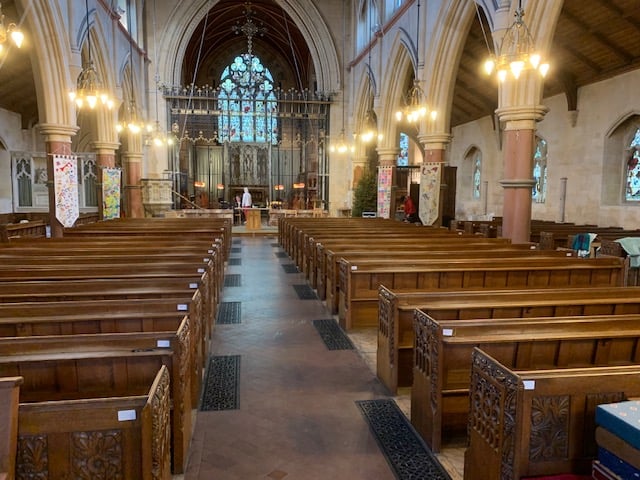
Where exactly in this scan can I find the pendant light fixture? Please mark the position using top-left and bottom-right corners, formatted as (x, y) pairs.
(69, 0), (114, 110)
(395, 0), (436, 124)
(481, 0), (549, 82)
(0, 2), (24, 54)
(115, 3), (148, 135)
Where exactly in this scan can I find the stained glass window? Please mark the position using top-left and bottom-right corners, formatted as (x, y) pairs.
(218, 54), (278, 144)
(625, 128), (640, 202)
(397, 132), (409, 166)
(472, 152), (481, 200)
(532, 137), (547, 203)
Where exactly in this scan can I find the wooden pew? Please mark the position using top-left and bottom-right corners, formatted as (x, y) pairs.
(0, 377), (21, 479)
(378, 285), (640, 396)
(322, 245), (567, 315)
(0, 220), (46, 242)
(464, 348), (640, 480)
(0, 337), (188, 474)
(411, 309), (640, 452)
(16, 366), (171, 480)
(339, 256), (624, 330)
(0, 298), (203, 411)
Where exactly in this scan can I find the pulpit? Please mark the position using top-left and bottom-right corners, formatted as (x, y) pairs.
(245, 208), (262, 230)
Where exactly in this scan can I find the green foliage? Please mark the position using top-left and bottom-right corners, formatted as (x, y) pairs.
(351, 169), (377, 217)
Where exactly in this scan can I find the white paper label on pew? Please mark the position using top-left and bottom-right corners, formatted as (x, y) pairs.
(442, 328), (454, 337)
(157, 340), (171, 348)
(351, 265), (358, 271)
(197, 268), (205, 273)
(189, 283), (198, 289)
(203, 258), (209, 262)
(208, 249), (213, 254)
(566, 252), (572, 256)
(177, 304), (188, 311)
(523, 380), (536, 390)
(118, 410), (137, 422)
(530, 245), (536, 249)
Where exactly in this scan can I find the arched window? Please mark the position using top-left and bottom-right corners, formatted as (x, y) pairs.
(218, 54), (278, 144)
(625, 128), (640, 201)
(397, 132), (409, 166)
(532, 137), (547, 203)
(472, 151), (481, 200)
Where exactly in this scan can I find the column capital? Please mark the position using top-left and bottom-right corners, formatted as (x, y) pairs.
(376, 147), (400, 167)
(122, 152), (144, 163)
(495, 105), (549, 130)
(418, 133), (452, 150)
(38, 123), (79, 143)
(91, 141), (121, 154)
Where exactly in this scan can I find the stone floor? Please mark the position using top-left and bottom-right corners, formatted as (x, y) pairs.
(179, 235), (464, 479)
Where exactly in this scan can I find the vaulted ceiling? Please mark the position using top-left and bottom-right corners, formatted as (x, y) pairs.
(0, 0), (639, 132)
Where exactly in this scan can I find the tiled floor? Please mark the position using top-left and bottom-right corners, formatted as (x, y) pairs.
(180, 235), (464, 479)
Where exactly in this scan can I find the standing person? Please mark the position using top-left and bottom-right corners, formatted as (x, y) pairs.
(241, 187), (252, 223)
(233, 194), (242, 224)
(400, 195), (418, 223)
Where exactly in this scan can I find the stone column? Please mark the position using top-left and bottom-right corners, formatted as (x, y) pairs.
(418, 133), (452, 227)
(39, 123), (79, 237)
(92, 141), (120, 220)
(376, 147), (400, 217)
(496, 106), (548, 243)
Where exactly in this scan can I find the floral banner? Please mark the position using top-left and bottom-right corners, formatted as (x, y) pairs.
(419, 162), (441, 225)
(53, 154), (79, 228)
(102, 167), (121, 220)
(376, 166), (393, 219)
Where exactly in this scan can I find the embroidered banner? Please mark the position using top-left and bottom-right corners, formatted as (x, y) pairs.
(419, 162), (441, 225)
(102, 167), (121, 220)
(53, 154), (79, 228)
(376, 166), (393, 219)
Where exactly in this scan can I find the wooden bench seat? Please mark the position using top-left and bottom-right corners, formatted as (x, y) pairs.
(316, 240), (538, 302)
(464, 348), (640, 480)
(411, 309), (640, 452)
(0, 338), (188, 473)
(339, 255), (624, 330)
(322, 246), (569, 315)
(0, 220), (46, 242)
(0, 298), (204, 411)
(16, 366), (171, 479)
(378, 285), (640, 396)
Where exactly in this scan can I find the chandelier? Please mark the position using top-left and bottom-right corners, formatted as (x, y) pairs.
(69, 0), (114, 109)
(0, 2), (24, 53)
(394, 1), (436, 124)
(330, 1), (354, 155)
(115, 5), (148, 135)
(395, 79), (436, 123)
(115, 99), (149, 135)
(482, 0), (549, 81)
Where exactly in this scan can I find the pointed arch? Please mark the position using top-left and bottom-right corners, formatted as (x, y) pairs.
(158, 0), (340, 93)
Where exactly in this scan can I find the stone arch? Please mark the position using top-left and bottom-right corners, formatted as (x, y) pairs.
(377, 30), (414, 150)
(602, 112), (640, 205)
(157, 0), (340, 93)
(18, 0), (76, 127)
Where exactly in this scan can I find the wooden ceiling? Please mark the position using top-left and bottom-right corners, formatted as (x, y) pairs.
(0, 0), (639, 132)
(453, 0), (640, 127)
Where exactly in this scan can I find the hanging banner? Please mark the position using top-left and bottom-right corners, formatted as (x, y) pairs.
(102, 167), (122, 220)
(53, 154), (79, 228)
(376, 166), (393, 219)
(419, 162), (441, 226)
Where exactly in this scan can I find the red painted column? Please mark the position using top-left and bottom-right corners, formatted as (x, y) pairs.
(500, 128), (535, 243)
(123, 152), (144, 218)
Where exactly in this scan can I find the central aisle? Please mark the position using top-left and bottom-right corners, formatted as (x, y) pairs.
(184, 236), (397, 479)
